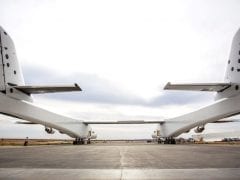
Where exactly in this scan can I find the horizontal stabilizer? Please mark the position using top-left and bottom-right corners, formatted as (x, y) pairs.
(164, 82), (231, 92)
(12, 83), (82, 94)
(83, 120), (165, 124)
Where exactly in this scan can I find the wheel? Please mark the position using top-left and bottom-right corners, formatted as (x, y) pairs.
(80, 139), (85, 144)
(170, 139), (175, 144)
(165, 138), (169, 144)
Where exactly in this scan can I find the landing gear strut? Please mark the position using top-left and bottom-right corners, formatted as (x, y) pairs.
(157, 138), (162, 144)
(164, 137), (176, 144)
(73, 138), (85, 145)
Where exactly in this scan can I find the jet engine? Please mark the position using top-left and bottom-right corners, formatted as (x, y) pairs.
(152, 130), (160, 139)
(91, 134), (97, 139)
(152, 134), (158, 139)
(184, 129), (190, 133)
(45, 127), (55, 134)
(89, 131), (97, 139)
(194, 125), (205, 133)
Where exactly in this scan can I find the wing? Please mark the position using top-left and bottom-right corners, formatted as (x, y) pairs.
(15, 121), (37, 124)
(164, 82), (231, 92)
(212, 119), (240, 123)
(83, 120), (165, 124)
(11, 83), (81, 94)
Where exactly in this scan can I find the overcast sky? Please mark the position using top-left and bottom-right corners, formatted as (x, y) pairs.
(0, 0), (240, 140)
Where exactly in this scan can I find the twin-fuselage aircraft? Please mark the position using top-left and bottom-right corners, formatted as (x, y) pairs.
(0, 26), (240, 144)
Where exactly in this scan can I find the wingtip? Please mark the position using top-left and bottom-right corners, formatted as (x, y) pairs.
(163, 82), (171, 90)
(74, 83), (82, 91)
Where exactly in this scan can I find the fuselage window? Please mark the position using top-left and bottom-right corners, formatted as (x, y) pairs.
(5, 54), (9, 59)
(231, 67), (234, 71)
(6, 63), (10, 67)
(237, 69), (240, 72)
(14, 70), (16, 75)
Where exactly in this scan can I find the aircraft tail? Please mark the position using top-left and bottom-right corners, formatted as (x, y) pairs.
(0, 27), (81, 102)
(214, 28), (240, 100)
(0, 27), (32, 102)
(165, 28), (240, 100)
(225, 28), (240, 83)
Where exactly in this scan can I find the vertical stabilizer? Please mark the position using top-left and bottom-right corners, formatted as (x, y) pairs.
(225, 28), (240, 83)
(215, 29), (240, 100)
(0, 27), (32, 102)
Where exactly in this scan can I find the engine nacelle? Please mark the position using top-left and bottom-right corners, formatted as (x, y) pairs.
(89, 131), (97, 139)
(152, 130), (160, 139)
(90, 134), (97, 139)
(194, 125), (205, 133)
(152, 134), (158, 138)
(45, 127), (55, 134)
(184, 129), (190, 133)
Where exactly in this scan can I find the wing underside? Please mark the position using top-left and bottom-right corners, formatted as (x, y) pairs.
(164, 82), (231, 92)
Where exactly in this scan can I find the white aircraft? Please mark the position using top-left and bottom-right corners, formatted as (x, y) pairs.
(0, 26), (240, 144)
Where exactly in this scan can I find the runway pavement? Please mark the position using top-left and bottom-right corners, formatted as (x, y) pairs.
(0, 143), (240, 179)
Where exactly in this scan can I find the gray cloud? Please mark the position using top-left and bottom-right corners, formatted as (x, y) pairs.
(22, 65), (213, 107)
(22, 65), (145, 105)
(148, 91), (213, 107)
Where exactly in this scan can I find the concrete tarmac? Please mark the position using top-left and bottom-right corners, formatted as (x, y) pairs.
(0, 143), (240, 179)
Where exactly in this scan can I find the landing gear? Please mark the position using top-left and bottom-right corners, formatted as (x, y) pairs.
(157, 138), (162, 144)
(163, 137), (176, 144)
(157, 138), (176, 144)
(73, 138), (91, 145)
(73, 138), (85, 145)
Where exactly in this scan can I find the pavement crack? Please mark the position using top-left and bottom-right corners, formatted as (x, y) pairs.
(120, 168), (123, 180)
(118, 147), (124, 180)
(118, 147), (124, 168)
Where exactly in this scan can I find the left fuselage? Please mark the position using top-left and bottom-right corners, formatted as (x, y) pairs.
(0, 92), (91, 138)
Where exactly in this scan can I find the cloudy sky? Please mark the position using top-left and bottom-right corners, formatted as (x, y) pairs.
(0, 0), (240, 140)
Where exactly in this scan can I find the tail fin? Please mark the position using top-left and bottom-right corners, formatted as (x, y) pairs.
(225, 28), (240, 83)
(0, 27), (81, 101)
(214, 28), (240, 100)
(164, 28), (240, 100)
(0, 27), (32, 102)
